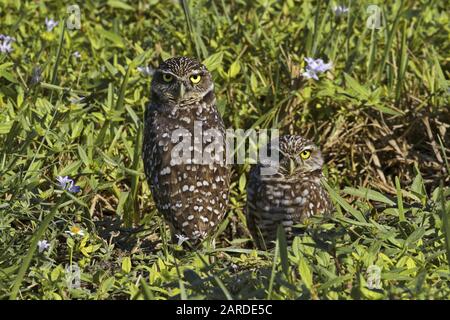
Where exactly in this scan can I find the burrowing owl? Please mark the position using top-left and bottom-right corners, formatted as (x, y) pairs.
(246, 135), (333, 249)
(143, 57), (230, 244)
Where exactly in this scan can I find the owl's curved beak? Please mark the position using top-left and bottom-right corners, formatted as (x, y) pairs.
(177, 83), (186, 101)
(289, 158), (296, 175)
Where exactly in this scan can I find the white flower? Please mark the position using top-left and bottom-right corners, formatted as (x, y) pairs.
(302, 68), (319, 80)
(137, 66), (155, 77)
(56, 176), (72, 189)
(37, 240), (50, 253)
(72, 51), (81, 59)
(56, 176), (81, 193)
(334, 5), (349, 16)
(304, 57), (333, 73)
(302, 57), (333, 80)
(65, 225), (85, 237)
(0, 35), (15, 53)
(45, 18), (59, 32)
(175, 234), (189, 246)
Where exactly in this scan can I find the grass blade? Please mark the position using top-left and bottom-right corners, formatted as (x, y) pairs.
(50, 18), (66, 85)
(440, 181), (450, 269)
(395, 176), (406, 222)
(277, 224), (289, 280)
(267, 240), (279, 299)
(377, 1), (404, 83)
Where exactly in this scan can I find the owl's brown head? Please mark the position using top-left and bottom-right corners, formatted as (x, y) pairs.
(151, 57), (214, 106)
(276, 135), (324, 177)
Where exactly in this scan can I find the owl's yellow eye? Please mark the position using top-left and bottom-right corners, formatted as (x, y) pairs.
(162, 74), (173, 82)
(300, 150), (311, 160)
(190, 74), (201, 84)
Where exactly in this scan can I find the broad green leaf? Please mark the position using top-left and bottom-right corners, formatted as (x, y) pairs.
(77, 145), (90, 167)
(107, 0), (134, 10)
(97, 28), (125, 48)
(202, 52), (223, 71)
(122, 257), (132, 274)
(371, 104), (404, 116)
(59, 160), (82, 177)
(0, 69), (19, 83)
(238, 173), (246, 193)
(404, 227), (425, 247)
(298, 258), (313, 290)
(0, 121), (13, 134)
(101, 277), (115, 293)
(344, 73), (370, 99)
(228, 61), (241, 78)
(343, 187), (395, 206)
(250, 73), (258, 93)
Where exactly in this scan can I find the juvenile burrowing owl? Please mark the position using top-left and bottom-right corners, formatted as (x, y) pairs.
(142, 57), (230, 245)
(246, 135), (333, 249)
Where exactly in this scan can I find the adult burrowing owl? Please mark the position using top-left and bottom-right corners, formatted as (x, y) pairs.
(246, 135), (333, 249)
(143, 57), (230, 244)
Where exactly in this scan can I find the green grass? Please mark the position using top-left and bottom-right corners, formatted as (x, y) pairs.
(0, 0), (449, 300)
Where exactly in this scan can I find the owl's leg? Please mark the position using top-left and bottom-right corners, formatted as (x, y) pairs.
(208, 238), (216, 264)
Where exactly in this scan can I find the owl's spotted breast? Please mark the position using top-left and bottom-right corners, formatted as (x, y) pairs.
(144, 101), (229, 241)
